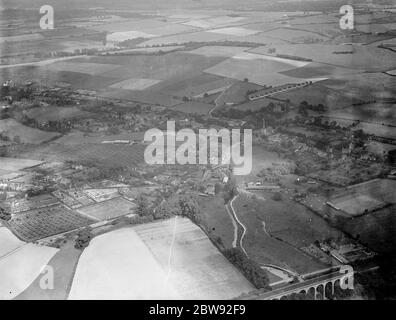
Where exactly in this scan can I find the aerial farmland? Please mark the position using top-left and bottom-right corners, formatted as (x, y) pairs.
(1, 0), (396, 302)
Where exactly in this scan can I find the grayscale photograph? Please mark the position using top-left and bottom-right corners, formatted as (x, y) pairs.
(0, 0), (395, 303)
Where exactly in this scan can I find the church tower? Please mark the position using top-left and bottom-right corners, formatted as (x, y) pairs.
(261, 118), (267, 136)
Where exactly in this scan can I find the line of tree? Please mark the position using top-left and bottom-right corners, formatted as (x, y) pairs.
(74, 227), (93, 250)
(223, 177), (238, 204)
(223, 248), (271, 290)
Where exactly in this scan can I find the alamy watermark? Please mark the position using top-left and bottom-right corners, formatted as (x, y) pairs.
(39, 5), (54, 30)
(340, 5), (354, 30)
(38, 3), (355, 31)
(144, 121), (253, 176)
(339, 265), (354, 290)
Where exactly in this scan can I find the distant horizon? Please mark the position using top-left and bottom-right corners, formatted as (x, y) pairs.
(0, 0), (387, 9)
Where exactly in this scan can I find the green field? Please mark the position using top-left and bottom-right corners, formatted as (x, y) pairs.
(251, 44), (396, 72)
(170, 101), (214, 114)
(25, 106), (90, 122)
(204, 53), (313, 87)
(0, 119), (61, 144)
(232, 193), (343, 274)
(260, 27), (330, 43)
(0, 157), (43, 171)
(16, 142), (147, 169)
(341, 204), (396, 254)
(198, 196), (236, 250)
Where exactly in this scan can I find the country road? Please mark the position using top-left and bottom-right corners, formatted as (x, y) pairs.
(225, 204), (238, 248)
(0, 55), (88, 69)
(208, 85), (231, 116)
(228, 194), (248, 256)
(228, 193), (299, 280)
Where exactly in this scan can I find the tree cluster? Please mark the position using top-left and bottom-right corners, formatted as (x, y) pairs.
(74, 227), (93, 250)
(224, 248), (271, 290)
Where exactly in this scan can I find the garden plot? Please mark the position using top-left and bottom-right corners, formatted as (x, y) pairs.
(118, 186), (159, 202)
(69, 218), (254, 299)
(0, 243), (58, 300)
(109, 78), (161, 90)
(90, 180), (129, 189)
(4, 194), (59, 214)
(65, 189), (95, 207)
(204, 53), (313, 86)
(8, 205), (95, 241)
(83, 188), (119, 202)
(44, 62), (121, 76)
(52, 190), (83, 209)
(77, 197), (136, 221)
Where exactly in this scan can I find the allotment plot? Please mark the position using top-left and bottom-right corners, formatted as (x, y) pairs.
(77, 197), (136, 221)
